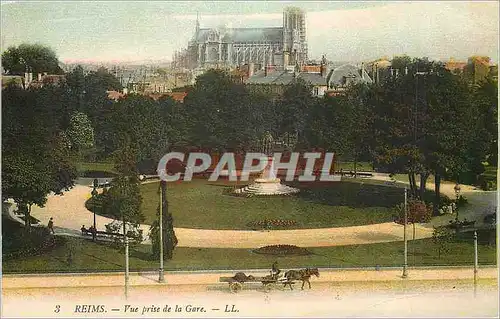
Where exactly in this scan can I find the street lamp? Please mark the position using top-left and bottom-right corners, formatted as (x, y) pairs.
(158, 180), (165, 283)
(473, 229), (478, 297)
(91, 178), (99, 241)
(402, 187), (408, 278)
(454, 183), (461, 221)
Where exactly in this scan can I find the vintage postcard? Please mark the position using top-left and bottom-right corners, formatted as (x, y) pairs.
(1, 1), (499, 318)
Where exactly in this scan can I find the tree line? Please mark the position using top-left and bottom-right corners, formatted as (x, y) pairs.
(2, 44), (497, 258)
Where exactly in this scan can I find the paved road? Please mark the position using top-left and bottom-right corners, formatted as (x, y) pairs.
(2, 268), (498, 318)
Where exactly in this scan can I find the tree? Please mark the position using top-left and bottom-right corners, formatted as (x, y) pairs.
(150, 181), (178, 260)
(432, 226), (455, 259)
(370, 57), (483, 215)
(184, 69), (257, 151)
(101, 175), (144, 235)
(1, 43), (63, 75)
(395, 199), (432, 240)
(65, 111), (95, 154)
(277, 78), (315, 149)
(342, 83), (374, 176)
(2, 86), (76, 232)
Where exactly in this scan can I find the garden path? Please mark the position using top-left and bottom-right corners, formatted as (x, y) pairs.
(22, 175), (494, 248)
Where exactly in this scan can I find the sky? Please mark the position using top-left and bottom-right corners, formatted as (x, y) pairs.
(1, 1), (499, 64)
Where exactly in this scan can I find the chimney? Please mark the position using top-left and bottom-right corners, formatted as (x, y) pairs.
(248, 63), (254, 78)
(320, 63), (326, 77)
(38, 73), (42, 81)
(283, 51), (290, 68)
(265, 65), (269, 77)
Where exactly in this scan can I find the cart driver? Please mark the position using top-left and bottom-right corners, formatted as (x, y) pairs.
(271, 261), (281, 279)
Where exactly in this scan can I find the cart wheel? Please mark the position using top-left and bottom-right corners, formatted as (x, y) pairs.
(229, 282), (243, 293)
(263, 283), (272, 293)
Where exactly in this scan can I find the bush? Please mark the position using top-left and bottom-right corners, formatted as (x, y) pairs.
(247, 219), (297, 230)
(104, 220), (143, 246)
(456, 195), (468, 208)
(2, 219), (59, 260)
(393, 200), (432, 224)
(253, 244), (312, 256)
(484, 213), (496, 226)
(432, 226), (455, 259)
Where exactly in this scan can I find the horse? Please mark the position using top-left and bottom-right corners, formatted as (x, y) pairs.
(283, 268), (320, 290)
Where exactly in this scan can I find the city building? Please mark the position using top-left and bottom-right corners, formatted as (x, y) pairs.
(464, 56), (494, 84)
(2, 72), (65, 90)
(444, 57), (467, 75)
(173, 7), (308, 71)
(245, 57), (328, 98)
(326, 64), (373, 95)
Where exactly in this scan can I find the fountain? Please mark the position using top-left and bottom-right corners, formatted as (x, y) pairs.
(234, 132), (300, 196)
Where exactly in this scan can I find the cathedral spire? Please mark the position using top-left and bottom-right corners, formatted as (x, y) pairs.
(196, 11), (200, 33)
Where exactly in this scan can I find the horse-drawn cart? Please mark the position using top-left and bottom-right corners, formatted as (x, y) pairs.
(219, 272), (292, 293)
(219, 268), (319, 293)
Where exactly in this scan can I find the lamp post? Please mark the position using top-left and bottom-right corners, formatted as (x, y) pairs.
(402, 187), (408, 278)
(454, 183), (461, 221)
(158, 180), (165, 283)
(91, 179), (99, 241)
(124, 221), (129, 299)
(473, 230), (478, 297)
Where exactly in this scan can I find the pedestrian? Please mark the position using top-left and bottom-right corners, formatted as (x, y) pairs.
(81, 225), (87, 235)
(48, 217), (55, 234)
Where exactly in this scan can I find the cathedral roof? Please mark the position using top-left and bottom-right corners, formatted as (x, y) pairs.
(196, 27), (283, 43)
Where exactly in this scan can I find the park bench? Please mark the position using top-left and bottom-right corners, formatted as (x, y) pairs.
(82, 229), (125, 239)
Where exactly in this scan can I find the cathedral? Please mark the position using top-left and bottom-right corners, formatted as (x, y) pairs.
(173, 7), (308, 70)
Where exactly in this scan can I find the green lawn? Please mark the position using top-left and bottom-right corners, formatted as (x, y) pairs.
(135, 179), (405, 229)
(76, 162), (117, 177)
(336, 161), (374, 172)
(2, 230), (496, 273)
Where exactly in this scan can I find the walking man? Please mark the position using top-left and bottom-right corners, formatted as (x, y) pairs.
(48, 217), (55, 234)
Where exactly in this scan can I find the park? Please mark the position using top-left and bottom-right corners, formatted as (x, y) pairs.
(1, 41), (498, 317)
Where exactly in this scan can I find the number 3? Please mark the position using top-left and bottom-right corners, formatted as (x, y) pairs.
(54, 305), (60, 313)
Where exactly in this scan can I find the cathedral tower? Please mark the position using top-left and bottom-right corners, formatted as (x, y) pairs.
(282, 7), (307, 67)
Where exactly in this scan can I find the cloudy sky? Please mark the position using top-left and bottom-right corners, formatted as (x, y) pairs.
(1, 1), (498, 63)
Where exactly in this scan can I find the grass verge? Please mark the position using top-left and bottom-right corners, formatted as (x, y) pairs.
(2, 229), (496, 273)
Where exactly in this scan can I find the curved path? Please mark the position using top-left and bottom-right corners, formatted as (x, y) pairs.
(23, 175), (495, 249)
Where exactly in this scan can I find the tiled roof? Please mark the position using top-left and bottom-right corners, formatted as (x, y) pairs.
(297, 72), (327, 86)
(327, 64), (372, 87)
(245, 70), (327, 86)
(107, 90), (124, 101)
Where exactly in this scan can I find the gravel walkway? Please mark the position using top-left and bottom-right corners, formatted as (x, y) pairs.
(17, 175), (494, 248)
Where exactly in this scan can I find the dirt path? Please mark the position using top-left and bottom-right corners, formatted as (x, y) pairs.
(27, 185), (434, 248)
(3, 268), (498, 318)
(22, 174), (494, 249)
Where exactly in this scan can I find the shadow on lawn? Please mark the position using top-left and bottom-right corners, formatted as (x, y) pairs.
(288, 181), (403, 208)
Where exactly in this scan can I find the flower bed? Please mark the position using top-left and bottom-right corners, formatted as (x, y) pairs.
(247, 219), (297, 230)
(253, 244), (312, 256)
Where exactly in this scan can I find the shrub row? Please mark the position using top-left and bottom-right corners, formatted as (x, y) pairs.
(247, 219), (297, 229)
(253, 244), (312, 256)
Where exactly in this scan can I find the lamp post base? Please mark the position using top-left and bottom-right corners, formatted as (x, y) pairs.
(402, 267), (408, 278)
(159, 269), (165, 283)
